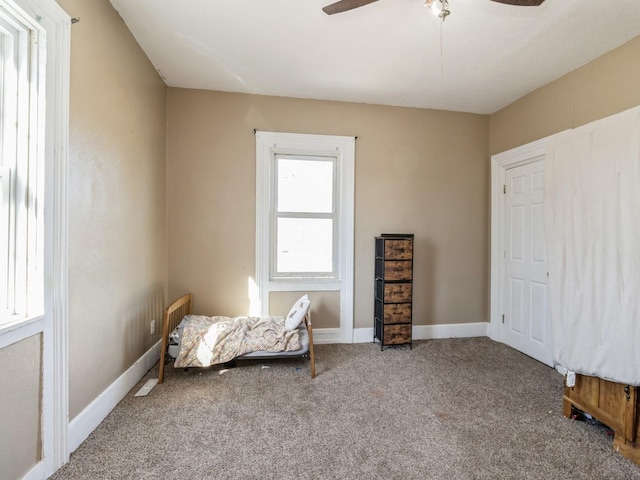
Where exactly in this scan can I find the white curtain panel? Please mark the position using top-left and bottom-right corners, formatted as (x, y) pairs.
(544, 106), (640, 385)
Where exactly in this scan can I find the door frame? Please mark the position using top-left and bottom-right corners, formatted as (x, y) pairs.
(489, 137), (549, 343)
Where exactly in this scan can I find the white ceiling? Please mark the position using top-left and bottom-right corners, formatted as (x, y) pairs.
(108, 0), (640, 115)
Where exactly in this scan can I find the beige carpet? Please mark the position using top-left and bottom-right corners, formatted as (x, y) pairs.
(50, 338), (640, 479)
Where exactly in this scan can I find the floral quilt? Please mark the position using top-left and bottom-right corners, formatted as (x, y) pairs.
(174, 314), (301, 368)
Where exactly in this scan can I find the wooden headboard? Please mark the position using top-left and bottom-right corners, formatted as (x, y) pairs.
(158, 293), (192, 383)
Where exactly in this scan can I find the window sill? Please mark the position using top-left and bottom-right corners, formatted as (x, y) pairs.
(270, 276), (339, 282)
(0, 314), (45, 349)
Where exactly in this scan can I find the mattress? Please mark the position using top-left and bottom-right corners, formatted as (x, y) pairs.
(167, 317), (310, 360)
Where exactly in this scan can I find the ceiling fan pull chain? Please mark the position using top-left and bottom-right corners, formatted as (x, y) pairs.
(440, 19), (445, 78)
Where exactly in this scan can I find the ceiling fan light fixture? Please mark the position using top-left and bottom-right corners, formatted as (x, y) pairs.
(424, 0), (450, 21)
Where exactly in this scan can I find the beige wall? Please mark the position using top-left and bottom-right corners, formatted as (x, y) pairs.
(0, 335), (41, 480)
(490, 35), (640, 155)
(0, 1), (168, 475)
(270, 292), (340, 329)
(60, 0), (167, 419)
(167, 90), (489, 329)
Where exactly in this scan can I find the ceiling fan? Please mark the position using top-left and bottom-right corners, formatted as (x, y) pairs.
(322, 0), (545, 15)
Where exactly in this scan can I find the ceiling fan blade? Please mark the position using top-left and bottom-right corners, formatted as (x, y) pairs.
(322, 0), (379, 15)
(489, 0), (545, 5)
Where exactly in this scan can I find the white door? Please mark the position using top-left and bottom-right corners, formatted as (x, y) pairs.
(502, 160), (553, 366)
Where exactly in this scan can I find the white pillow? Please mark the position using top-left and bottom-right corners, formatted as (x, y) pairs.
(285, 294), (311, 331)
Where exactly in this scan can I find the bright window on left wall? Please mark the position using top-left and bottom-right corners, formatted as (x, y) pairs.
(0, 2), (45, 327)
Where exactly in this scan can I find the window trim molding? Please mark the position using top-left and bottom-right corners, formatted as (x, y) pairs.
(256, 131), (354, 343)
(42, 2), (70, 472)
(0, 0), (70, 477)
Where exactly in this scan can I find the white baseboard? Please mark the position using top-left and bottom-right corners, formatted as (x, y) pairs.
(68, 340), (161, 454)
(353, 322), (489, 344)
(413, 322), (489, 339)
(353, 327), (375, 344)
(22, 460), (45, 480)
(312, 327), (341, 344)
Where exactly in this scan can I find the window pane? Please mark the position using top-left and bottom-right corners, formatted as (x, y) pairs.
(0, 167), (9, 314)
(277, 157), (333, 213)
(276, 218), (333, 273)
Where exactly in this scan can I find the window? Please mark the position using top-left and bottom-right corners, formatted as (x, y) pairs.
(0, 2), (45, 327)
(273, 154), (337, 278)
(256, 131), (355, 342)
(0, 0), (69, 475)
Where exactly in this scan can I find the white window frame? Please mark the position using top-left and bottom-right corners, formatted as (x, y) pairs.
(0, 0), (69, 478)
(256, 131), (355, 343)
(0, 0), (45, 326)
(271, 153), (338, 280)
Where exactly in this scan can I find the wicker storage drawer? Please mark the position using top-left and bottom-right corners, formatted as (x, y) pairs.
(383, 324), (412, 345)
(383, 283), (412, 303)
(376, 258), (413, 281)
(383, 239), (413, 260)
(375, 300), (412, 324)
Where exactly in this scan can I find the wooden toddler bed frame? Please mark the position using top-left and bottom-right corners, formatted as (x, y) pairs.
(564, 374), (639, 465)
(158, 293), (316, 383)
